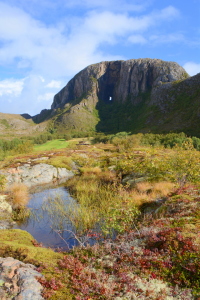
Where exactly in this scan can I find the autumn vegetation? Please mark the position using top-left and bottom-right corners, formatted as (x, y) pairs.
(0, 132), (199, 299)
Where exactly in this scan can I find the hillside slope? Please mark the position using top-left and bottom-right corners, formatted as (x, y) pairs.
(0, 112), (47, 137)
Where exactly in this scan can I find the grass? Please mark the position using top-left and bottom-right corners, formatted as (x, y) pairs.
(127, 181), (176, 206)
(0, 119), (10, 129)
(34, 139), (69, 151)
(48, 155), (74, 169)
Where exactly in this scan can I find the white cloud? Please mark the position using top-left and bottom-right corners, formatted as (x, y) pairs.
(0, 79), (24, 97)
(128, 34), (147, 44)
(0, 2), (183, 115)
(37, 92), (55, 102)
(183, 62), (200, 76)
(0, 3), (181, 78)
(45, 80), (62, 88)
(0, 75), (61, 115)
(84, 11), (152, 35)
(4, 0), (148, 13)
(157, 6), (180, 20)
(63, 0), (147, 12)
(149, 33), (185, 44)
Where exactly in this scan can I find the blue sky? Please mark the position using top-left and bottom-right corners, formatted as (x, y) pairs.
(0, 0), (199, 116)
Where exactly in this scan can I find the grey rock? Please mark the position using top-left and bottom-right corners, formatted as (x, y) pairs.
(51, 58), (187, 110)
(1, 163), (74, 189)
(0, 195), (12, 213)
(122, 173), (146, 187)
(16, 268), (44, 300)
(31, 157), (49, 162)
(0, 220), (16, 229)
(0, 195), (14, 229)
(0, 257), (44, 300)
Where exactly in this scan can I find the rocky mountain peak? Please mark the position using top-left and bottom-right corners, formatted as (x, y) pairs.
(51, 58), (188, 110)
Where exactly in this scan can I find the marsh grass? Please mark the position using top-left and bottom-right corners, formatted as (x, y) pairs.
(65, 174), (141, 235)
(38, 192), (100, 240)
(64, 175), (176, 236)
(8, 183), (29, 209)
(80, 166), (102, 175)
(115, 180), (175, 208)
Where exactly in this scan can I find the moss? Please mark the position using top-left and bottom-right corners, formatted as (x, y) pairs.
(0, 229), (63, 265)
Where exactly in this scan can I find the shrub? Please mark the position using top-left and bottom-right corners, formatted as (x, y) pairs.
(192, 136), (200, 150)
(10, 141), (33, 154)
(0, 148), (6, 161)
(0, 174), (6, 191)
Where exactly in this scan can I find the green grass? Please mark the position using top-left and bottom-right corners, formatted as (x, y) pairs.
(34, 139), (69, 151)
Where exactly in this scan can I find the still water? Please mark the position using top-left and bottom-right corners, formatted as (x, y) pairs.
(14, 186), (95, 250)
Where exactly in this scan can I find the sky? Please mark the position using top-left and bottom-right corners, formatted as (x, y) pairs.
(0, 0), (199, 116)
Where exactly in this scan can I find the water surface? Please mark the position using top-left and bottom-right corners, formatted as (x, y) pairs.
(14, 186), (90, 250)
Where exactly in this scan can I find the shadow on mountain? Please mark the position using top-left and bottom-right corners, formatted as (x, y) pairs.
(20, 113), (32, 120)
(95, 91), (151, 134)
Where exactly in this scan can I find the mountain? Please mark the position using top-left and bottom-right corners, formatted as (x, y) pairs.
(34, 58), (199, 136)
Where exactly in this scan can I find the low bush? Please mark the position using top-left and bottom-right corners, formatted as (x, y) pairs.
(10, 140), (33, 154)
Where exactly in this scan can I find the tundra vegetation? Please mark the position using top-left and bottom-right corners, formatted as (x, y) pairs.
(0, 132), (199, 299)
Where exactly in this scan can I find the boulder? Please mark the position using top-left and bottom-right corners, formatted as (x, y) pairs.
(0, 163), (74, 189)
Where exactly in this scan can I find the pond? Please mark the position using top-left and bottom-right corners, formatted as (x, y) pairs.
(14, 186), (97, 250)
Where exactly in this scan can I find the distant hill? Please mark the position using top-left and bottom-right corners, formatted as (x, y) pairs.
(0, 112), (47, 137)
(20, 113), (32, 120)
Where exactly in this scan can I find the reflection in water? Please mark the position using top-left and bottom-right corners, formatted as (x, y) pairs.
(14, 187), (96, 250)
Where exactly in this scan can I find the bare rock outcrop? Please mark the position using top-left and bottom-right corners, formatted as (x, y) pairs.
(0, 163), (74, 189)
(51, 58), (188, 109)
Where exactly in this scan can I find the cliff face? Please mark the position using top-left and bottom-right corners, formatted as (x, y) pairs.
(51, 58), (187, 110)
(40, 58), (200, 136)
